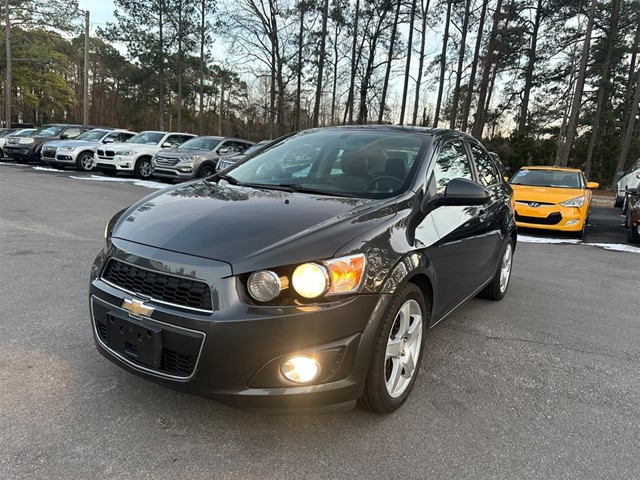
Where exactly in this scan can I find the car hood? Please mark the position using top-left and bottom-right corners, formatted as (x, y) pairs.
(44, 139), (100, 148)
(105, 142), (160, 153)
(156, 148), (213, 158)
(112, 180), (395, 272)
(511, 185), (587, 203)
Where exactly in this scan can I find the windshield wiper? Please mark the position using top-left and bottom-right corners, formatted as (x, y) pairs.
(278, 183), (355, 197)
(214, 173), (241, 185)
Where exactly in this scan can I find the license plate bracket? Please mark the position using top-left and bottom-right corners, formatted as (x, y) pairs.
(107, 314), (162, 368)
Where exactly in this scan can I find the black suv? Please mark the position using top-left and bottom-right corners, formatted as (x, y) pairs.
(4, 123), (98, 164)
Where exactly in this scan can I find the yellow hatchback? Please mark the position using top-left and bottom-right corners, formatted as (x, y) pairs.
(509, 166), (599, 237)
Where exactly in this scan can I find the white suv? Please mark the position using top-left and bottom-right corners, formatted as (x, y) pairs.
(41, 129), (136, 171)
(95, 131), (196, 179)
(615, 158), (640, 208)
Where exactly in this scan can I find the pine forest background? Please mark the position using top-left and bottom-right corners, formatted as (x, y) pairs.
(2, 0), (640, 188)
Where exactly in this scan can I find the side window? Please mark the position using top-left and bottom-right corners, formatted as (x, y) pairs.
(64, 127), (81, 138)
(165, 135), (184, 146)
(470, 143), (501, 187)
(433, 140), (473, 194)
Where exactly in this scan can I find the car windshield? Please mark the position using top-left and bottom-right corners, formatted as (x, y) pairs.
(510, 169), (583, 188)
(15, 129), (35, 136)
(179, 138), (221, 151)
(225, 129), (426, 198)
(75, 130), (109, 141)
(242, 140), (271, 156)
(34, 126), (64, 137)
(126, 132), (165, 145)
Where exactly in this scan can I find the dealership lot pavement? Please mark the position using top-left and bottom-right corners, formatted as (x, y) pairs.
(1, 163), (639, 479)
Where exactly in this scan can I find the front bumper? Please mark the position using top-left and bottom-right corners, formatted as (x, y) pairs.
(97, 155), (135, 172)
(90, 238), (388, 411)
(5, 145), (38, 161)
(514, 203), (588, 232)
(152, 166), (197, 181)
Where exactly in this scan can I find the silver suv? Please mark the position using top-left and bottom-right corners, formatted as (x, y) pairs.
(95, 131), (196, 179)
(41, 129), (136, 171)
(152, 136), (254, 182)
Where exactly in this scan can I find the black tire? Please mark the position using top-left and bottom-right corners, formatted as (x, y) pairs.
(478, 237), (514, 301)
(622, 194), (629, 215)
(134, 157), (153, 179)
(614, 194), (623, 208)
(99, 168), (118, 176)
(15, 158), (27, 164)
(76, 151), (96, 172)
(197, 164), (216, 178)
(359, 283), (427, 414)
(628, 211), (640, 244)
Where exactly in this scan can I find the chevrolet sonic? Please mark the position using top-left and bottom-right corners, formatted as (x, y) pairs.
(90, 126), (516, 413)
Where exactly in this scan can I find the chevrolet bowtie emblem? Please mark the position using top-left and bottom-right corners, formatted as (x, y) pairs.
(122, 298), (154, 318)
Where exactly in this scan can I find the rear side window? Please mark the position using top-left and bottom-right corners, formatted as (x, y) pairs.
(470, 143), (501, 187)
(433, 140), (473, 194)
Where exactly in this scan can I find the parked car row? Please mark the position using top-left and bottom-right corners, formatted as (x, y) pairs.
(0, 123), (263, 182)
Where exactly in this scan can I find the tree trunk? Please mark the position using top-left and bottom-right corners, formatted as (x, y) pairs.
(199, 0), (206, 135)
(517, 0), (543, 135)
(433, 0), (452, 128)
(344, 0), (360, 125)
(158, 8), (165, 130)
(412, 0), (431, 125)
(450, 0), (471, 129)
(331, 22), (340, 125)
(295, 3), (306, 131)
(5, 0), (12, 127)
(378, 0), (402, 124)
(556, 0), (597, 167)
(313, 0), (330, 127)
(584, 0), (621, 178)
(471, 0), (503, 139)
(461, 0), (488, 132)
(399, 0), (417, 124)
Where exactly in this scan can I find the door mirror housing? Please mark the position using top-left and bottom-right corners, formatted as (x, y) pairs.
(103, 138), (114, 144)
(421, 177), (490, 213)
(586, 181), (599, 189)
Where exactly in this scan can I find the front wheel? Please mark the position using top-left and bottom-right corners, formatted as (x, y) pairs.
(134, 157), (153, 179)
(478, 237), (514, 301)
(76, 151), (96, 172)
(197, 164), (215, 178)
(359, 283), (427, 414)
(628, 210), (640, 244)
(614, 194), (623, 208)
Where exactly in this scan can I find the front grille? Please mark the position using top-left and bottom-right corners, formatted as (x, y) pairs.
(97, 149), (115, 158)
(515, 212), (562, 225)
(155, 156), (180, 166)
(42, 146), (56, 158)
(162, 349), (197, 376)
(102, 259), (213, 311)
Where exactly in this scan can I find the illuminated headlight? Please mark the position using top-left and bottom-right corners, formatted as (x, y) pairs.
(19, 137), (34, 144)
(115, 150), (135, 156)
(560, 196), (585, 208)
(182, 155), (201, 163)
(248, 270), (284, 302)
(281, 355), (320, 383)
(58, 146), (75, 152)
(292, 253), (366, 299)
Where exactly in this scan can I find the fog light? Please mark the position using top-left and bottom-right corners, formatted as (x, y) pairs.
(179, 167), (193, 173)
(566, 219), (579, 226)
(248, 270), (282, 302)
(281, 356), (320, 383)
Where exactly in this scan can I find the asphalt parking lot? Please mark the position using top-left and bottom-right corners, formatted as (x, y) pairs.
(1, 162), (639, 480)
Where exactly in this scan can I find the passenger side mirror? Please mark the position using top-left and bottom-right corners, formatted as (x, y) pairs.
(60, 133), (69, 140)
(586, 181), (599, 189)
(217, 147), (230, 155)
(161, 141), (173, 148)
(103, 138), (114, 144)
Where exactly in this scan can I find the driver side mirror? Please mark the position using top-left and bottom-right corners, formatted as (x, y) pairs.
(586, 181), (599, 189)
(60, 133), (69, 140)
(421, 177), (490, 214)
(217, 147), (230, 155)
(103, 138), (114, 144)
(627, 187), (638, 196)
(161, 141), (173, 148)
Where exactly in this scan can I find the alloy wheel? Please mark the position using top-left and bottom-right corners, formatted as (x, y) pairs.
(385, 299), (423, 398)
